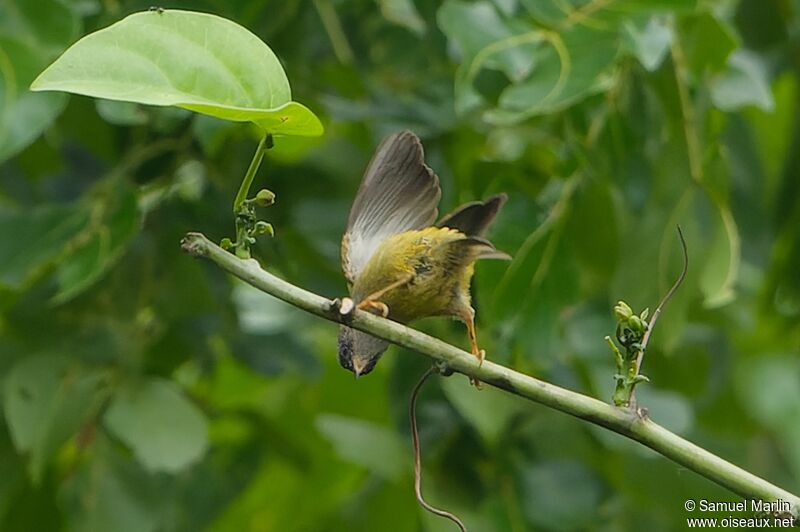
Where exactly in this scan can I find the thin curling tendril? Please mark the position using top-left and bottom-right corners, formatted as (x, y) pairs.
(409, 366), (467, 531)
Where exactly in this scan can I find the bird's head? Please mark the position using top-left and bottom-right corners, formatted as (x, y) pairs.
(337, 325), (389, 377)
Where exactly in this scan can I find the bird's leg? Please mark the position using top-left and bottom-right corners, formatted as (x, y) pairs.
(461, 307), (485, 388)
(357, 273), (414, 317)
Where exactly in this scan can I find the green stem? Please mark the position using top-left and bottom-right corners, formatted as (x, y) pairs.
(233, 134), (272, 214)
(312, 0), (354, 65)
(671, 38), (703, 185)
(181, 231), (800, 520)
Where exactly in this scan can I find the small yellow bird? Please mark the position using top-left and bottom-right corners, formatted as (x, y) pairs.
(338, 131), (510, 383)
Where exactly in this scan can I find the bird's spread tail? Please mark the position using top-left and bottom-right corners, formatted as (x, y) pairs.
(449, 235), (512, 261)
(436, 193), (507, 237)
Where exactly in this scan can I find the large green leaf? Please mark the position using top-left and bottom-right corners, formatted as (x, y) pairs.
(0, 180), (140, 300)
(0, 0), (79, 162)
(0, 203), (90, 289)
(438, 0), (539, 115)
(566, 179), (619, 284)
(60, 436), (163, 532)
(736, 356), (800, 428)
(438, 0), (705, 125)
(379, 0), (426, 36)
(440, 376), (525, 447)
(104, 378), (209, 473)
(521, 0), (697, 26)
(681, 11), (738, 76)
(710, 51), (775, 112)
(699, 201), (740, 308)
(438, 0), (537, 83)
(30, 10), (323, 136)
(623, 16), (674, 72)
(53, 180), (142, 303)
(315, 414), (408, 481)
(488, 25), (619, 124)
(516, 459), (603, 530)
(3, 355), (110, 482)
(735, 357), (800, 479)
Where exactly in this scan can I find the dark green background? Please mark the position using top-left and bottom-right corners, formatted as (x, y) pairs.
(1, 0), (798, 530)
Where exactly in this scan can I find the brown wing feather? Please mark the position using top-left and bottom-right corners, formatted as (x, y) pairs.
(342, 131), (441, 283)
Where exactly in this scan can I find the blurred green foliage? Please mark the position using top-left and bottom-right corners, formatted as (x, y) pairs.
(1, 0), (799, 530)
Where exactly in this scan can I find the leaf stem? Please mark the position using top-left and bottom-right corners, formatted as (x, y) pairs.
(312, 0), (354, 65)
(181, 231), (800, 520)
(671, 39), (703, 185)
(233, 134), (272, 214)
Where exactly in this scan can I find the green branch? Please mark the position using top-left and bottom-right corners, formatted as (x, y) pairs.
(181, 232), (799, 520)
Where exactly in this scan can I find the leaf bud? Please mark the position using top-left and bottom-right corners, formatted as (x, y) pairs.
(254, 189), (276, 206)
(628, 315), (644, 334)
(254, 221), (274, 236)
(614, 301), (633, 322)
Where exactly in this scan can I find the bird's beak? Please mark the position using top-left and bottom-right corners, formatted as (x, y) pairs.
(352, 357), (366, 378)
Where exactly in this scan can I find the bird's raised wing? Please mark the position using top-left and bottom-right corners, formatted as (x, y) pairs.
(341, 131), (441, 283)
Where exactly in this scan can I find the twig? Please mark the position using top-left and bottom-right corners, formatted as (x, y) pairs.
(632, 225), (689, 382)
(180, 231), (800, 519)
(410, 367), (467, 531)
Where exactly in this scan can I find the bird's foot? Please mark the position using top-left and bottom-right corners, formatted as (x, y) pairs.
(357, 299), (389, 317)
(469, 348), (486, 389)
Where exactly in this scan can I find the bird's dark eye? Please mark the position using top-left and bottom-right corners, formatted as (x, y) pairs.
(337, 327), (355, 371)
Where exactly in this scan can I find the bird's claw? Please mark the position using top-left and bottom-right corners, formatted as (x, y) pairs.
(357, 299), (389, 317)
(469, 348), (486, 389)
